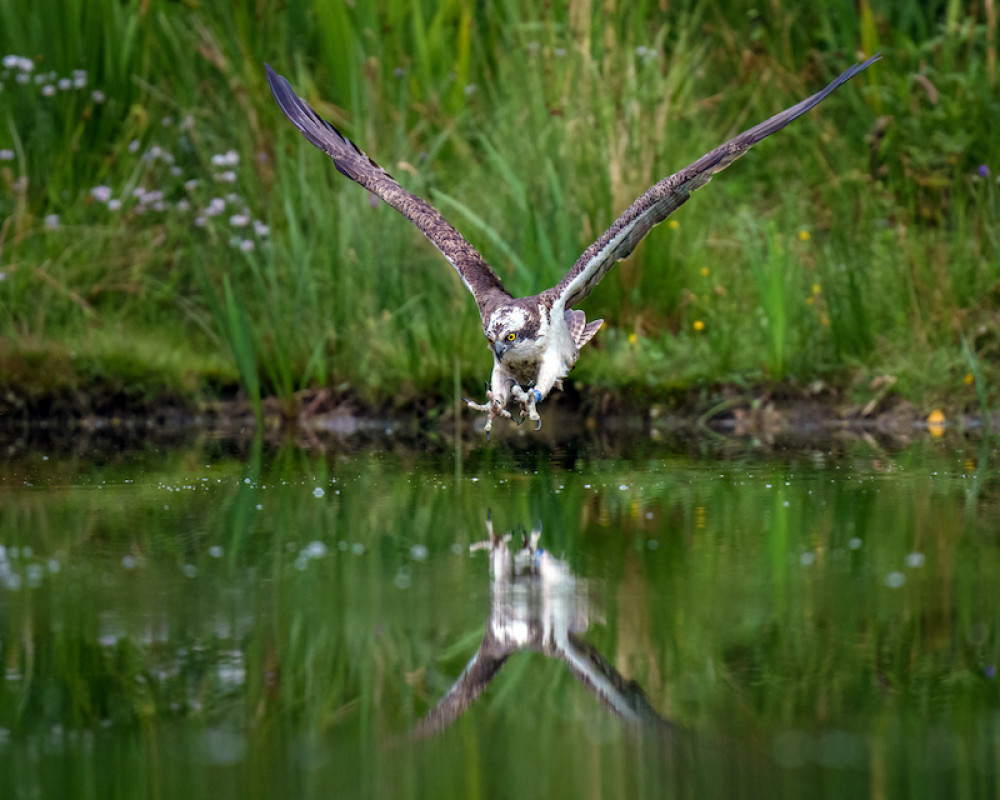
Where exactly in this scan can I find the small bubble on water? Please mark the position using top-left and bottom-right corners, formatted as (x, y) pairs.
(884, 571), (905, 588)
(800, 552), (816, 566)
(255, 504), (263, 511)
(182, 564), (197, 578)
(25, 564), (44, 588)
(646, 539), (659, 550)
(450, 543), (464, 555)
(208, 546), (224, 558)
(410, 544), (429, 561)
(312, 487), (325, 498)
(294, 555), (309, 571)
(122, 555), (137, 570)
(905, 552), (925, 568)
(394, 571), (411, 590)
(618, 484), (629, 491)
(303, 541), (327, 559)
(848, 537), (863, 550)
(351, 543), (365, 556)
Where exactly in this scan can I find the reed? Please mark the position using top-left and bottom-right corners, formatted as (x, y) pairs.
(1, 0), (997, 416)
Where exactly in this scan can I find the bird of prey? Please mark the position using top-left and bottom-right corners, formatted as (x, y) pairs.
(266, 54), (880, 435)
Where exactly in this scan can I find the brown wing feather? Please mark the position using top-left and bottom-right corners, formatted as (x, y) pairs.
(265, 65), (511, 318)
(547, 53), (882, 310)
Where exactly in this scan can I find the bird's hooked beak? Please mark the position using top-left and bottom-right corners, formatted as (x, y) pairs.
(491, 340), (508, 361)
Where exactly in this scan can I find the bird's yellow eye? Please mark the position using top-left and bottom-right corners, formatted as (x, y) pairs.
(506, 332), (516, 342)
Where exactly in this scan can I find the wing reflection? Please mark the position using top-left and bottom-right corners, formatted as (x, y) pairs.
(413, 513), (678, 739)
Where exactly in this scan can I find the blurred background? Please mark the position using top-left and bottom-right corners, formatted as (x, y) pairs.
(0, 0), (996, 423)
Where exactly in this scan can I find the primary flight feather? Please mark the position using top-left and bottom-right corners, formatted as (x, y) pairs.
(266, 54), (881, 434)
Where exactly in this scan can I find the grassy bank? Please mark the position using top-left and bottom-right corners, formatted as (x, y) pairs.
(1, 0), (997, 423)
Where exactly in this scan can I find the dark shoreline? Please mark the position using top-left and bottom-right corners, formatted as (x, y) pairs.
(1, 383), (993, 459)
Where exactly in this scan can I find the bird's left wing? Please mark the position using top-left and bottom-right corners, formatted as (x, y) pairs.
(546, 53), (882, 310)
(265, 65), (511, 318)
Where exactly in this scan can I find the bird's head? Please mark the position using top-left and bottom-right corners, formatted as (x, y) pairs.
(485, 305), (538, 362)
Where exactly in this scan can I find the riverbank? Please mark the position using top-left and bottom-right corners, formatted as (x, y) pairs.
(2, 2), (997, 440)
(2, 376), (992, 461)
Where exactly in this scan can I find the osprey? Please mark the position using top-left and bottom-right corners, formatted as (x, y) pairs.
(266, 54), (880, 435)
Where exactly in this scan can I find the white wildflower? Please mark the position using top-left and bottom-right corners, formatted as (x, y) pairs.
(253, 220), (270, 237)
(204, 197), (226, 216)
(229, 213), (249, 227)
(44, 214), (59, 230)
(91, 90), (106, 104)
(90, 185), (112, 203)
(107, 198), (122, 211)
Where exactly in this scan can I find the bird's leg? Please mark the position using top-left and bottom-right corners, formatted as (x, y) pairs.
(463, 373), (515, 435)
(510, 384), (542, 430)
(463, 393), (511, 435)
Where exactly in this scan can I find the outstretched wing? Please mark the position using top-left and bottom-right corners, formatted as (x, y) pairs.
(547, 53), (882, 310)
(265, 64), (511, 318)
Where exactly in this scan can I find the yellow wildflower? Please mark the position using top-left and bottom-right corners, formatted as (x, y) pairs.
(812, 284), (821, 295)
(926, 409), (946, 437)
(798, 230), (811, 241)
(806, 297), (815, 306)
(628, 332), (638, 345)
(820, 314), (830, 327)
(700, 267), (710, 277)
(963, 372), (974, 385)
(692, 320), (705, 332)
(668, 219), (680, 230)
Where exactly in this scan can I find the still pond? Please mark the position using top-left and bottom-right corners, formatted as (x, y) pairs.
(0, 432), (998, 799)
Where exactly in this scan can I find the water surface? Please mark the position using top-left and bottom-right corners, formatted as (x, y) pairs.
(1, 435), (998, 798)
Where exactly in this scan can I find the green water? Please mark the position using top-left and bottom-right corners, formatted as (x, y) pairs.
(1, 436), (998, 799)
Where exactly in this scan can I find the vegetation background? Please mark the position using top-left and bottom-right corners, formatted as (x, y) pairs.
(0, 0), (997, 423)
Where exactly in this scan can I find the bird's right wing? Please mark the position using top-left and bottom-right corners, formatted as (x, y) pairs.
(266, 65), (511, 318)
(547, 53), (882, 311)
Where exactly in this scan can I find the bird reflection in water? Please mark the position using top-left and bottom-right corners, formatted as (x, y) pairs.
(413, 513), (677, 739)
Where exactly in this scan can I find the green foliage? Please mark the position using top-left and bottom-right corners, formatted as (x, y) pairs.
(0, 0), (998, 416)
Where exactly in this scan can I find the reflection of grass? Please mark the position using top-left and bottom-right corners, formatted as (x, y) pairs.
(1, 442), (999, 792)
(0, 1), (997, 417)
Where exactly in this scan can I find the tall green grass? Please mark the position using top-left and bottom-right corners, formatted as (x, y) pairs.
(0, 0), (997, 416)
